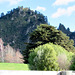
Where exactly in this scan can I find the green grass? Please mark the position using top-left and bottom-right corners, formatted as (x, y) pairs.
(0, 63), (30, 70)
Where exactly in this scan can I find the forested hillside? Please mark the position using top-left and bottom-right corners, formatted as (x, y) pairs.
(58, 23), (75, 46)
(0, 6), (48, 51)
(0, 6), (75, 70)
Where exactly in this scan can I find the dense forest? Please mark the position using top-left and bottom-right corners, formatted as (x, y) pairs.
(0, 6), (48, 51)
(0, 6), (75, 71)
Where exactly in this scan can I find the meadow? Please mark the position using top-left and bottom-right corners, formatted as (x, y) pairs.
(0, 63), (30, 70)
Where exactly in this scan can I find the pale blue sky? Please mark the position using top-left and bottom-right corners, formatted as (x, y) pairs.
(0, 0), (75, 32)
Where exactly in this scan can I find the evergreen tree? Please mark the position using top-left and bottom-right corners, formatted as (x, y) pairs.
(24, 24), (75, 63)
(28, 24), (75, 51)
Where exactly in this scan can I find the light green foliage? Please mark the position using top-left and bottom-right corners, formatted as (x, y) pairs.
(50, 43), (74, 61)
(0, 63), (30, 70)
(49, 43), (74, 70)
(28, 44), (59, 71)
(28, 43), (74, 70)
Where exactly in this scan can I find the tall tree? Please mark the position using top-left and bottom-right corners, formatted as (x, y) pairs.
(24, 24), (75, 63)
(29, 24), (75, 51)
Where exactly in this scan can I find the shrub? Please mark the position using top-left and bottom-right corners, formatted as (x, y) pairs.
(49, 43), (74, 70)
(28, 43), (74, 70)
(28, 44), (59, 71)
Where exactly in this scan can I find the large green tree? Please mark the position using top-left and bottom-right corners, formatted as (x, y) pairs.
(28, 24), (75, 51)
(24, 24), (75, 63)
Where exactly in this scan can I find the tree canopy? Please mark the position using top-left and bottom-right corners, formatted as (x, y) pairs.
(28, 24), (75, 52)
(28, 44), (59, 71)
(24, 24), (75, 63)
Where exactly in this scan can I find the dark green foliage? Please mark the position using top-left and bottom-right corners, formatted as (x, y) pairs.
(56, 31), (75, 52)
(58, 23), (75, 46)
(0, 6), (48, 51)
(1, 12), (4, 17)
(29, 24), (75, 52)
(28, 44), (59, 71)
(69, 32), (75, 46)
(24, 24), (59, 63)
(70, 55), (75, 70)
(24, 24), (75, 63)
(58, 23), (71, 35)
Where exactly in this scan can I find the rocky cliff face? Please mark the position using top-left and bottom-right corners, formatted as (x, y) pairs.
(58, 23), (75, 46)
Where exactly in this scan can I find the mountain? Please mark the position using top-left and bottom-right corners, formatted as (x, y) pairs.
(58, 23), (71, 36)
(0, 6), (48, 52)
(58, 23), (75, 46)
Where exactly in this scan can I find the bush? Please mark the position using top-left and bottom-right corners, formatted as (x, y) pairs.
(49, 43), (74, 70)
(28, 44), (59, 71)
(28, 43), (74, 70)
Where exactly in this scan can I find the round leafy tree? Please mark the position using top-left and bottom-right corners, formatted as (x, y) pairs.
(28, 44), (59, 71)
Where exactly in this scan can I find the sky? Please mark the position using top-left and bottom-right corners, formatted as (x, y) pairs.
(0, 0), (75, 32)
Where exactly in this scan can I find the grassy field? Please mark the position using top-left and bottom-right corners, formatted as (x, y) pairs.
(0, 63), (30, 70)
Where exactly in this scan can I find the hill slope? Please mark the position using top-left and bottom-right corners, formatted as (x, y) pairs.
(58, 23), (75, 46)
(0, 6), (48, 51)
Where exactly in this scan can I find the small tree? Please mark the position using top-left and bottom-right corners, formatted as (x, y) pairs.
(28, 44), (59, 71)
